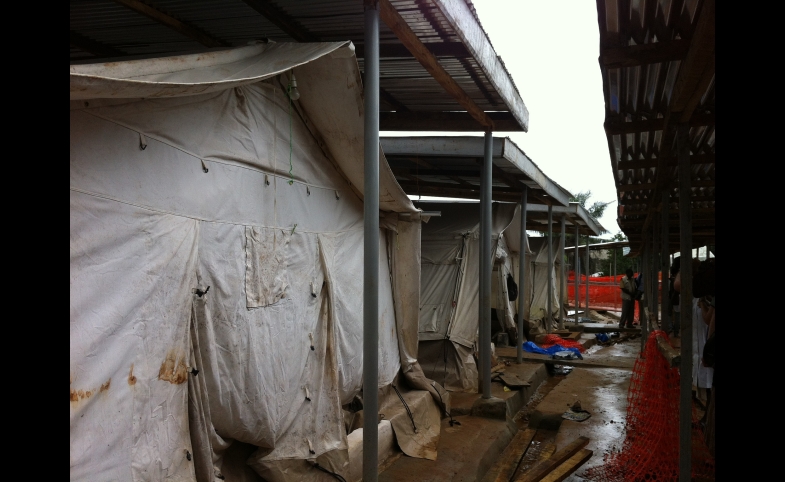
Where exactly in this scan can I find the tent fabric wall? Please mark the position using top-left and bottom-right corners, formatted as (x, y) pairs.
(415, 203), (517, 393)
(70, 44), (439, 481)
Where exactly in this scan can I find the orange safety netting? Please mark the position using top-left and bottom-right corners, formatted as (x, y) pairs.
(537, 334), (586, 352)
(583, 330), (715, 482)
(567, 272), (662, 322)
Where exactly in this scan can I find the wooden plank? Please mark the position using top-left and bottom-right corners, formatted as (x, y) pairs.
(113, 0), (228, 48)
(379, 0), (494, 130)
(513, 436), (590, 482)
(379, 111), (523, 132)
(481, 428), (537, 482)
(499, 374), (530, 390)
(656, 334), (681, 367)
(538, 449), (593, 482)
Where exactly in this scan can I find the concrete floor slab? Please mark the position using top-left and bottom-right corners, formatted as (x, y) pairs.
(378, 415), (517, 482)
(534, 366), (633, 480)
(450, 363), (548, 418)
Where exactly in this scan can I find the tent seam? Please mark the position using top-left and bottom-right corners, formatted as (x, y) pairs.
(70, 186), (363, 234)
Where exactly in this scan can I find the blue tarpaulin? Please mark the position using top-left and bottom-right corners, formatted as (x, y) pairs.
(521, 341), (584, 359)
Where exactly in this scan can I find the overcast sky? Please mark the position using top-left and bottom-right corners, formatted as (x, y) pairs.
(382, 0), (620, 238)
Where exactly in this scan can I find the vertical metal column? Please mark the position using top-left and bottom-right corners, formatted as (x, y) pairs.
(661, 190), (670, 333)
(517, 187), (528, 363)
(574, 223), (580, 324)
(640, 243), (648, 351)
(651, 220), (659, 328)
(613, 248), (617, 311)
(480, 131), (493, 399)
(559, 215), (566, 330)
(546, 205), (553, 334)
(362, 3), (380, 480)
(584, 235), (590, 313)
(677, 124), (693, 482)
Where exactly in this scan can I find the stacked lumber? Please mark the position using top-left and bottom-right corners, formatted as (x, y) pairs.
(482, 433), (592, 482)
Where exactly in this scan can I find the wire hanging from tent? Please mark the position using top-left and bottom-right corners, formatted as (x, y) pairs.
(392, 384), (418, 433)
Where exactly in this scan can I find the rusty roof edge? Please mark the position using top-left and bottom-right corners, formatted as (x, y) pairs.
(500, 138), (572, 207)
(433, 0), (530, 132)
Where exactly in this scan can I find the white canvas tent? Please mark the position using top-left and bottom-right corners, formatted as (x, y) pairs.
(70, 42), (446, 482)
(416, 202), (570, 393)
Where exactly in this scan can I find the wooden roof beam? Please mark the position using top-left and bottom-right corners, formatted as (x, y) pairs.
(70, 31), (126, 58)
(380, 111), (522, 131)
(618, 153), (715, 169)
(379, 0), (494, 130)
(242, 0), (318, 42)
(114, 0), (229, 48)
(354, 42), (471, 59)
(600, 39), (689, 69)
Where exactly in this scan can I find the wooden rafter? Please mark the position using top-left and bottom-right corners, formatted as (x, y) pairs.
(380, 111), (521, 131)
(242, 0), (317, 42)
(379, 0), (494, 130)
(70, 31), (126, 58)
(113, 0), (228, 48)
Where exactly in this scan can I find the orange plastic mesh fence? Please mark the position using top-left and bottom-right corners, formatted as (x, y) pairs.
(583, 330), (715, 482)
(567, 272), (662, 321)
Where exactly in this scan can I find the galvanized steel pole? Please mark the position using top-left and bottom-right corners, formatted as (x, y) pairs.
(362, 3), (380, 480)
(546, 205), (553, 334)
(574, 223), (580, 324)
(559, 215), (566, 330)
(640, 243), (648, 352)
(661, 190), (670, 333)
(517, 187), (528, 363)
(677, 124), (693, 482)
(480, 131), (493, 399)
(584, 235), (590, 315)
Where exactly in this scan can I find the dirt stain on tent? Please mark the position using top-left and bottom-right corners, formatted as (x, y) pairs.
(158, 349), (188, 384)
(128, 364), (137, 386)
(99, 378), (111, 393)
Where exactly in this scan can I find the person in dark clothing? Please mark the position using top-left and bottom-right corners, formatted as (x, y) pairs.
(619, 268), (636, 328)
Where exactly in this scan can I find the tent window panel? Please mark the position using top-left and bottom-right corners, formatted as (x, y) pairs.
(245, 226), (291, 308)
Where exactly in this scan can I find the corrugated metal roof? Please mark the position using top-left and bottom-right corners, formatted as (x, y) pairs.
(596, 0), (715, 253)
(70, 0), (528, 131)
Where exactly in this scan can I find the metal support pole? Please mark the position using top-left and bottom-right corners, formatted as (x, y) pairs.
(584, 235), (590, 314)
(640, 244), (647, 351)
(479, 131), (493, 399)
(651, 220), (659, 327)
(363, 1), (379, 482)
(613, 248), (617, 311)
(661, 190), (670, 333)
(362, 4), (380, 480)
(574, 223), (580, 324)
(546, 205), (553, 333)
(559, 215), (566, 330)
(517, 187), (528, 363)
(677, 124), (693, 482)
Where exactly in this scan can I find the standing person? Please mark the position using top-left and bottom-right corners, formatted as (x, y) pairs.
(634, 270), (644, 326)
(619, 268), (636, 329)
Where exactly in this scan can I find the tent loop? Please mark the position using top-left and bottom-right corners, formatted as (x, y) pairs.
(307, 438), (315, 455)
(308, 332), (315, 351)
(305, 386), (311, 402)
(200, 159), (209, 173)
(138, 132), (147, 150)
